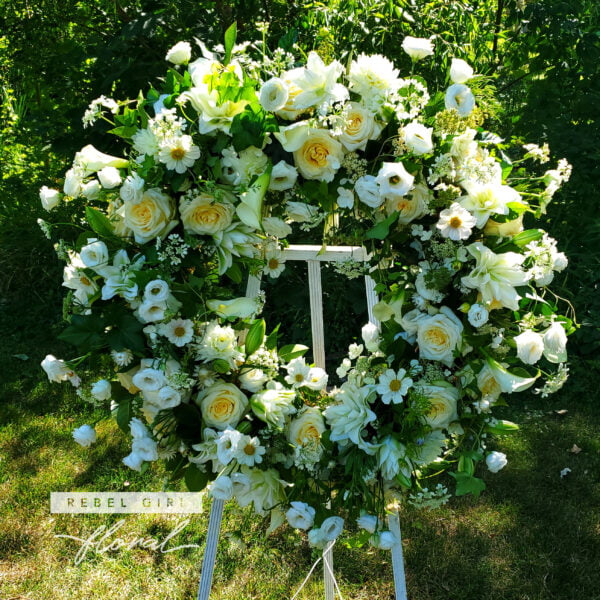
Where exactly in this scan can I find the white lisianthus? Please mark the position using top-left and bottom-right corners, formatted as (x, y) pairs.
(324, 383), (376, 450)
(39, 186), (61, 211)
(158, 135), (201, 173)
(207, 297), (260, 319)
(402, 36), (434, 60)
(445, 84), (476, 117)
(286, 501), (316, 530)
(307, 527), (326, 548)
(63, 168), (84, 198)
(132, 368), (167, 392)
(370, 531), (398, 550)
(80, 238), (109, 271)
(357, 514), (380, 533)
(403, 121), (434, 155)
(376, 369), (413, 404)
(450, 58), (474, 84)
(98, 166), (122, 189)
(458, 182), (522, 228)
(287, 406), (325, 448)
(144, 279), (170, 303)
(259, 77), (289, 112)
(386, 183), (431, 224)
(72, 425), (97, 448)
(337, 187), (355, 209)
(362, 322), (380, 352)
(467, 303), (489, 328)
(62, 260), (98, 306)
(209, 475), (234, 500)
(131, 435), (158, 462)
(120, 188), (177, 244)
(166, 41), (192, 65)
(263, 216), (292, 238)
(215, 428), (243, 465)
(41, 354), (79, 386)
(416, 307), (464, 366)
(355, 175), (383, 208)
(250, 388), (296, 429)
(91, 379), (112, 401)
(461, 242), (531, 310)
(543, 322), (568, 363)
(420, 383), (460, 430)
(239, 368), (269, 393)
(486, 451), (508, 473)
(320, 516), (345, 541)
(74, 144), (129, 174)
(158, 318), (195, 347)
(231, 472), (252, 499)
(197, 383), (249, 430)
(378, 436), (410, 480)
(339, 102), (382, 151)
(137, 300), (167, 323)
(514, 330), (544, 365)
(376, 162), (414, 198)
(156, 386), (182, 409)
(436, 202), (477, 241)
(120, 173), (145, 204)
(269, 160), (298, 192)
(81, 179), (101, 200)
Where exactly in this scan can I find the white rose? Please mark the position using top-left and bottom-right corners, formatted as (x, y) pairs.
(39, 186), (60, 211)
(120, 188), (177, 244)
(514, 330), (544, 365)
(486, 451), (508, 473)
(197, 383), (249, 430)
(402, 36), (434, 60)
(250, 388), (296, 429)
(269, 160), (298, 192)
(80, 238), (109, 271)
(543, 322), (568, 364)
(416, 307), (464, 366)
(166, 41), (192, 65)
(385, 182), (431, 224)
(72, 425), (97, 448)
(98, 166), (122, 189)
(450, 58), (474, 84)
(287, 407), (325, 447)
(355, 175), (382, 208)
(467, 304), (489, 328)
(339, 102), (381, 151)
(403, 121), (434, 155)
(293, 129), (344, 183)
(361, 322), (380, 352)
(179, 193), (234, 236)
(421, 383), (459, 430)
(259, 77), (289, 112)
(376, 162), (414, 198)
(320, 516), (344, 541)
(91, 379), (112, 401)
(120, 173), (145, 204)
(285, 501), (316, 530)
(263, 216), (292, 238)
(81, 179), (101, 200)
(209, 475), (234, 500)
(445, 84), (476, 117)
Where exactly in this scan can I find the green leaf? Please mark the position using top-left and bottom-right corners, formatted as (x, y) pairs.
(105, 313), (145, 353)
(366, 212), (399, 240)
(108, 125), (137, 139)
(278, 344), (309, 362)
(458, 455), (475, 476)
(116, 398), (134, 434)
(450, 472), (486, 498)
(245, 319), (266, 356)
(265, 324), (280, 351)
(184, 464), (209, 492)
(223, 21), (237, 66)
(225, 262), (242, 284)
(58, 314), (104, 350)
(85, 206), (114, 238)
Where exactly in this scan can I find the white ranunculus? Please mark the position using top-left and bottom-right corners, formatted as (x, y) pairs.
(376, 162), (414, 198)
(339, 102), (382, 151)
(209, 475), (234, 500)
(467, 303), (489, 328)
(355, 175), (383, 208)
(286, 501), (316, 530)
(361, 322), (380, 352)
(262, 216), (292, 238)
(543, 321), (568, 363)
(197, 383), (249, 431)
(445, 84), (476, 117)
(514, 330), (544, 365)
(63, 168), (83, 198)
(120, 173), (145, 204)
(120, 188), (177, 244)
(416, 307), (464, 366)
(98, 166), (122, 189)
(402, 36), (434, 60)
(39, 186), (60, 211)
(75, 144), (129, 174)
(259, 77), (289, 112)
(403, 121), (434, 155)
(320, 516), (345, 541)
(91, 379), (112, 401)
(450, 58), (474, 84)
(166, 41), (192, 65)
(486, 451), (508, 473)
(239, 368), (269, 393)
(420, 383), (460, 430)
(269, 160), (298, 192)
(206, 297), (260, 319)
(250, 388), (296, 429)
(72, 425), (97, 447)
(81, 179), (101, 200)
(80, 238), (109, 271)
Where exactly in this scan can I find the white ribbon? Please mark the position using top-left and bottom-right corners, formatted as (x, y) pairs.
(197, 498), (224, 600)
(388, 508), (408, 600)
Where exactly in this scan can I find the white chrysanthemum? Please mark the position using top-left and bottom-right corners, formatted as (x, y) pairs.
(375, 369), (413, 404)
(158, 135), (201, 173)
(284, 357), (311, 388)
(111, 349), (133, 367)
(132, 128), (159, 156)
(158, 318), (194, 347)
(348, 54), (402, 105)
(197, 320), (242, 365)
(436, 202), (477, 240)
(263, 247), (286, 278)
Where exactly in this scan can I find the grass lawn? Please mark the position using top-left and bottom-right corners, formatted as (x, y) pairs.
(1, 286), (599, 600)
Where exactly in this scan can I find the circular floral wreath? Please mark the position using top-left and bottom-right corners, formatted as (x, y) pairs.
(40, 29), (574, 549)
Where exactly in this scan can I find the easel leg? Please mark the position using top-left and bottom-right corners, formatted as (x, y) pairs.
(323, 539), (335, 600)
(388, 508), (408, 600)
(197, 498), (225, 600)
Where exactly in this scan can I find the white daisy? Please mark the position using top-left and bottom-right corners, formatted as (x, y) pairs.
(285, 357), (311, 388)
(159, 318), (195, 347)
(376, 369), (413, 404)
(158, 135), (201, 173)
(263, 247), (286, 278)
(436, 202), (477, 241)
(234, 435), (266, 466)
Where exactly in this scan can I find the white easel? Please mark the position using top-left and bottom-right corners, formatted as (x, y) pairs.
(197, 245), (408, 600)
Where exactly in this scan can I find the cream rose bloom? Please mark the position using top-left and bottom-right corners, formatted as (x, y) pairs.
(339, 102), (382, 151)
(120, 188), (177, 244)
(287, 407), (325, 447)
(197, 382), (249, 430)
(416, 306), (464, 366)
(420, 383), (459, 430)
(179, 193), (234, 235)
(385, 182), (431, 224)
